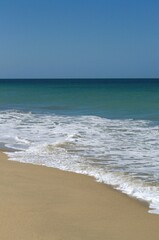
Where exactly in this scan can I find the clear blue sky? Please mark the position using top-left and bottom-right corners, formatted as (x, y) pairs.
(0, 0), (159, 78)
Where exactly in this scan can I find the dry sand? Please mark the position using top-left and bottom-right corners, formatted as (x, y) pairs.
(0, 150), (159, 240)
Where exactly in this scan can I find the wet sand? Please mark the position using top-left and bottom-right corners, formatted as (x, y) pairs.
(0, 150), (159, 240)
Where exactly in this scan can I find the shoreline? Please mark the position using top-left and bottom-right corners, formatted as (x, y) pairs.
(1, 150), (159, 239)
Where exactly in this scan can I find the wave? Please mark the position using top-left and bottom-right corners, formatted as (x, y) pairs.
(0, 110), (159, 214)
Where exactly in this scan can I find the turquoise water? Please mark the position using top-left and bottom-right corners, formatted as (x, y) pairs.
(1, 78), (159, 214)
(0, 79), (159, 120)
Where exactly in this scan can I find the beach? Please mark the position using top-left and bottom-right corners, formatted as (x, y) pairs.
(1, 0), (159, 236)
(1, 80), (159, 213)
(0, 150), (159, 240)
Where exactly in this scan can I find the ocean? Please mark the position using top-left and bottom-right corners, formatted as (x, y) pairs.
(0, 78), (159, 214)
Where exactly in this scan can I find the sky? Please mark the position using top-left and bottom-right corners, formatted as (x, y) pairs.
(0, 0), (159, 78)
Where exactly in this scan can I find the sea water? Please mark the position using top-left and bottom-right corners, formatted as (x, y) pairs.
(0, 79), (159, 214)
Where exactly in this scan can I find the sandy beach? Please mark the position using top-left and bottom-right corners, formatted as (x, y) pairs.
(0, 150), (159, 240)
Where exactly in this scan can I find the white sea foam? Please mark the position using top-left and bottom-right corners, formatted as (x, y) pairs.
(1, 110), (159, 214)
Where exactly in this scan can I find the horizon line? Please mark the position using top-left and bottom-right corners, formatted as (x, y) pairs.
(0, 77), (159, 80)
